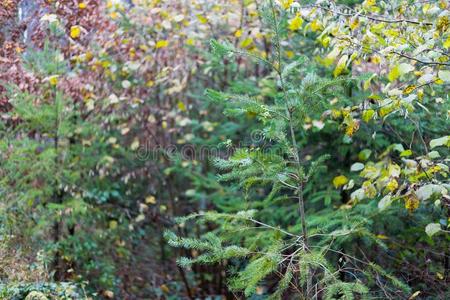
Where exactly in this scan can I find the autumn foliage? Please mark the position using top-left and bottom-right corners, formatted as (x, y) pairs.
(0, 0), (449, 299)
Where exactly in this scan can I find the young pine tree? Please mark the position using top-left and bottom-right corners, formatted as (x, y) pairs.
(166, 1), (411, 299)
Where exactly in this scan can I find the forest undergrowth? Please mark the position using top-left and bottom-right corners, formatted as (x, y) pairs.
(0, 0), (449, 299)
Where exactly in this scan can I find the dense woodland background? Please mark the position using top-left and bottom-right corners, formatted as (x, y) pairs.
(0, 0), (449, 299)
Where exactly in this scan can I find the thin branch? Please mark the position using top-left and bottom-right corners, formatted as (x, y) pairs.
(392, 51), (450, 67)
(312, 4), (433, 26)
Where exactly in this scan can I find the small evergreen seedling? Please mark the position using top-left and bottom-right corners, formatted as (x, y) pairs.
(166, 1), (406, 298)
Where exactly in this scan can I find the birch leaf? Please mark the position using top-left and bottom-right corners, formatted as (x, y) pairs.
(425, 223), (441, 237)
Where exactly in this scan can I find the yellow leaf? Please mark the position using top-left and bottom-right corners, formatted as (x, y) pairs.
(177, 101), (186, 111)
(400, 149), (413, 157)
(103, 290), (114, 299)
(444, 36), (450, 49)
(349, 17), (359, 30)
(405, 193), (420, 212)
(185, 38), (195, 46)
(376, 234), (388, 239)
(403, 85), (416, 95)
(320, 36), (330, 47)
(288, 15), (303, 31)
(417, 89), (424, 101)
(333, 55), (348, 77)
(321, 47), (340, 67)
(386, 179), (398, 192)
(363, 76), (373, 90)
(310, 19), (322, 32)
(388, 65), (400, 82)
(285, 50), (295, 59)
(333, 175), (349, 188)
(362, 181), (376, 198)
(70, 25), (81, 39)
(145, 196), (156, 204)
(155, 40), (169, 49)
(280, 0), (293, 9)
(240, 37), (253, 48)
(437, 16), (449, 32)
(370, 55), (381, 64)
(48, 75), (59, 86)
(197, 14), (208, 24)
(160, 284), (170, 293)
(345, 119), (360, 136)
(109, 220), (118, 229)
(110, 11), (118, 19)
(331, 109), (341, 119)
(379, 105), (393, 117)
(409, 291), (421, 300)
(362, 109), (375, 123)
(130, 139), (140, 151)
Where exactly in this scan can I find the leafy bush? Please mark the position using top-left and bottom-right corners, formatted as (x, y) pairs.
(0, 282), (83, 300)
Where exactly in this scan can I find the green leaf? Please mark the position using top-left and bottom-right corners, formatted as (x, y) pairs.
(351, 188), (365, 201)
(438, 70), (450, 83)
(425, 223), (441, 237)
(400, 149), (413, 157)
(418, 73), (434, 85)
(428, 151), (440, 159)
(350, 162), (365, 172)
(430, 136), (449, 149)
(378, 195), (393, 211)
(398, 63), (415, 75)
(358, 149), (372, 161)
(416, 184), (446, 201)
